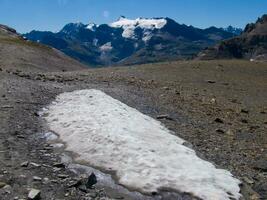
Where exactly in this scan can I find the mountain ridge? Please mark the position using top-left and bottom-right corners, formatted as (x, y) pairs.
(198, 14), (267, 61)
(24, 17), (239, 66)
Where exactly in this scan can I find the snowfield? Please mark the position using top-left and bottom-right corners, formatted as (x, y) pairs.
(110, 17), (167, 39)
(43, 89), (241, 200)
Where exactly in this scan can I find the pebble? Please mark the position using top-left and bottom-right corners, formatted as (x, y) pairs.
(214, 118), (224, 123)
(57, 174), (69, 179)
(53, 162), (65, 168)
(156, 115), (174, 121)
(20, 161), (29, 167)
(33, 176), (42, 181)
(86, 173), (97, 188)
(243, 177), (254, 184)
(216, 129), (225, 134)
(28, 189), (41, 200)
(30, 162), (41, 168)
(0, 182), (7, 188)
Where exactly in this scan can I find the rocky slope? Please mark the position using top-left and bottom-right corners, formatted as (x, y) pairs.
(198, 14), (267, 61)
(24, 17), (237, 66)
(0, 24), (86, 72)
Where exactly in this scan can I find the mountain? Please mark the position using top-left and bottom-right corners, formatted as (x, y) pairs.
(24, 17), (236, 66)
(223, 26), (243, 36)
(198, 14), (267, 61)
(0, 24), (86, 72)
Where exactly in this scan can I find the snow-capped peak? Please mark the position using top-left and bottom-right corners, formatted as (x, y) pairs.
(110, 17), (167, 39)
(86, 23), (97, 31)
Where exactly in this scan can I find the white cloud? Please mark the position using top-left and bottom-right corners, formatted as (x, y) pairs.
(102, 10), (110, 18)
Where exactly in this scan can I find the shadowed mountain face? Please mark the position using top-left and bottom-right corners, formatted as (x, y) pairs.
(198, 14), (267, 61)
(24, 17), (237, 66)
(0, 24), (86, 72)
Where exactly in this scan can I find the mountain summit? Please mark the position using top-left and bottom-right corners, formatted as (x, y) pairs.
(198, 14), (267, 61)
(24, 17), (237, 66)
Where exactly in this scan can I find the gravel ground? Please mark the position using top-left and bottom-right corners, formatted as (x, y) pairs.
(0, 60), (266, 200)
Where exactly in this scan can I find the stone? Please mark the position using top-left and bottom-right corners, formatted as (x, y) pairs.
(3, 185), (12, 194)
(30, 162), (41, 167)
(53, 162), (65, 168)
(253, 157), (267, 172)
(28, 189), (41, 200)
(57, 174), (69, 179)
(241, 119), (248, 123)
(42, 177), (50, 184)
(207, 80), (216, 84)
(214, 118), (224, 123)
(0, 182), (7, 188)
(243, 177), (254, 184)
(86, 173), (97, 188)
(33, 176), (42, 181)
(163, 87), (170, 90)
(21, 161), (29, 167)
(216, 129), (225, 134)
(241, 109), (249, 114)
(156, 115), (174, 121)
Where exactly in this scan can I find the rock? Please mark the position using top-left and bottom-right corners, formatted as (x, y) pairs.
(68, 179), (83, 188)
(207, 80), (216, 84)
(86, 173), (97, 188)
(53, 162), (65, 168)
(28, 189), (41, 200)
(156, 115), (174, 121)
(33, 176), (42, 181)
(254, 181), (267, 199)
(163, 87), (170, 91)
(241, 119), (248, 123)
(216, 129), (225, 134)
(3, 185), (12, 194)
(253, 157), (267, 171)
(214, 118), (224, 123)
(210, 98), (216, 104)
(243, 177), (254, 184)
(0, 182), (7, 188)
(57, 174), (69, 179)
(30, 162), (41, 168)
(43, 177), (49, 184)
(241, 109), (249, 114)
(21, 161), (29, 167)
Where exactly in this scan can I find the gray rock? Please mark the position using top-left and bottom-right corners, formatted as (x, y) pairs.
(214, 118), (224, 123)
(33, 176), (42, 181)
(86, 173), (97, 188)
(21, 161), (29, 167)
(57, 174), (69, 179)
(30, 162), (41, 168)
(0, 182), (7, 188)
(53, 162), (65, 168)
(156, 115), (174, 121)
(254, 156), (267, 171)
(28, 189), (41, 200)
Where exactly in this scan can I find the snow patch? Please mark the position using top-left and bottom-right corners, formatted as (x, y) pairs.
(99, 42), (113, 52)
(43, 89), (241, 200)
(110, 17), (167, 39)
(86, 23), (97, 31)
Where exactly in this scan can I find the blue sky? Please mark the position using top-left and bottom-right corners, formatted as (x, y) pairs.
(0, 0), (266, 33)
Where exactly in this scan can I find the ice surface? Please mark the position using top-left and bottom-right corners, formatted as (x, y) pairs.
(43, 89), (241, 200)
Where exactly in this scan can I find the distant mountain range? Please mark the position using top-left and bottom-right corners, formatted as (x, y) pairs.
(198, 14), (267, 61)
(24, 17), (241, 66)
